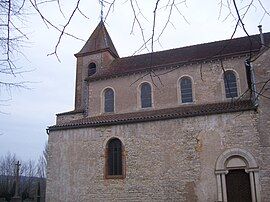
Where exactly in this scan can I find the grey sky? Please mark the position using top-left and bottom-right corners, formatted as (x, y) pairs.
(0, 0), (269, 161)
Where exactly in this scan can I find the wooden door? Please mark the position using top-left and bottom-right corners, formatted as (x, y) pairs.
(226, 169), (252, 202)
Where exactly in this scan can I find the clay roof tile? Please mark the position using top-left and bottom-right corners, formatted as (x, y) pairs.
(49, 100), (255, 131)
(86, 32), (270, 81)
(75, 21), (119, 58)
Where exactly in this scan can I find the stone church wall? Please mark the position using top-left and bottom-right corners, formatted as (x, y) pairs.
(46, 110), (262, 202)
(253, 48), (270, 201)
(87, 56), (249, 117)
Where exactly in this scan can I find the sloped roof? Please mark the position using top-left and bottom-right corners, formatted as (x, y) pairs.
(75, 21), (119, 58)
(49, 100), (255, 131)
(86, 32), (270, 81)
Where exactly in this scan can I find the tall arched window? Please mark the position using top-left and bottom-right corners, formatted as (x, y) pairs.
(107, 138), (123, 176)
(104, 88), (114, 113)
(224, 70), (238, 98)
(140, 82), (152, 108)
(180, 77), (193, 103)
(88, 62), (96, 76)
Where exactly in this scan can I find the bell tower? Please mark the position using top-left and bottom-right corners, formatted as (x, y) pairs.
(73, 21), (119, 112)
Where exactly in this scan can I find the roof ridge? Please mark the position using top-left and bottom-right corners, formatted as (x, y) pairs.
(117, 32), (269, 60)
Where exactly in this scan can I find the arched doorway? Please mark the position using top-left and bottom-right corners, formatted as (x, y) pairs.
(215, 148), (260, 202)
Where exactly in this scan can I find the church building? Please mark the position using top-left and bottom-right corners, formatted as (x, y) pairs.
(46, 21), (270, 201)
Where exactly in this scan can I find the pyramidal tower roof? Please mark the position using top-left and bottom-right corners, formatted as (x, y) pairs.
(75, 21), (119, 58)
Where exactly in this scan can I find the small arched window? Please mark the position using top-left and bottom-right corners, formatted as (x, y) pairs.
(107, 138), (123, 176)
(104, 88), (114, 113)
(224, 70), (238, 98)
(88, 62), (96, 76)
(140, 82), (152, 108)
(180, 77), (193, 103)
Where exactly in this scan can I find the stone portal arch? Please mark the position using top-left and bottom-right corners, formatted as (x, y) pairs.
(215, 148), (260, 202)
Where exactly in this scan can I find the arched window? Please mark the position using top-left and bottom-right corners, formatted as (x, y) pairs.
(180, 77), (193, 103)
(107, 138), (123, 176)
(224, 70), (238, 98)
(140, 82), (152, 108)
(88, 62), (96, 76)
(104, 88), (114, 113)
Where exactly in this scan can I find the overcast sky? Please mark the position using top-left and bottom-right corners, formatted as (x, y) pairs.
(0, 0), (269, 161)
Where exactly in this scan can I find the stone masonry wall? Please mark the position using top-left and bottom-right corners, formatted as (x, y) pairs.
(87, 56), (249, 117)
(75, 51), (116, 111)
(253, 48), (270, 201)
(46, 110), (264, 202)
(56, 112), (84, 125)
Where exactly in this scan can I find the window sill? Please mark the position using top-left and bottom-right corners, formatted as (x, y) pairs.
(179, 101), (195, 105)
(105, 175), (125, 179)
(138, 106), (154, 111)
(224, 96), (239, 101)
(102, 111), (115, 115)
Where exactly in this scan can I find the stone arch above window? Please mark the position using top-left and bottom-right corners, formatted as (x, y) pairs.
(105, 138), (125, 179)
(103, 88), (114, 113)
(224, 70), (238, 98)
(140, 82), (152, 108)
(179, 76), (193, 103)
(88, 62), (96, 76)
